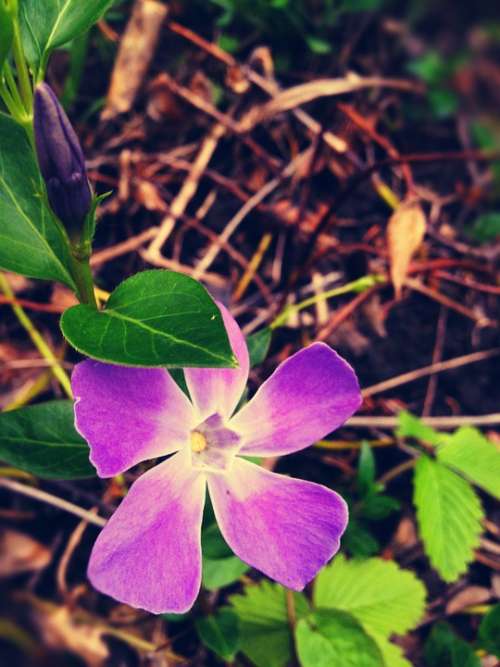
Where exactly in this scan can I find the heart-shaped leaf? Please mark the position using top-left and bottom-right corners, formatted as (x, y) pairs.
(19, 0), (114, 70)
(0, 113), (75, 287)
(0, 401), (94, 479)
(61, 270), (236, 368)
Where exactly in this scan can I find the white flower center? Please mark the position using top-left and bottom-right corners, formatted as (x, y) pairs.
(189, 413), (240, 473)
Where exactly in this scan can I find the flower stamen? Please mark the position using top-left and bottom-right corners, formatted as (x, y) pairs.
(190, 431), (207, 453)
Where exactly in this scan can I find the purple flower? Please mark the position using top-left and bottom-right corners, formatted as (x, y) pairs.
(34, 83), (92, 235)
(72, 305), (361, 614)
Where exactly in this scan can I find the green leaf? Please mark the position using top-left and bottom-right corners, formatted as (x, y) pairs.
(408, 51), (448, 85)
(0, 0), (14, 71)
(342, 519), (380, 557)
(397, 411), (444, 446)
(195, 609), (239, 661)
(357, 441), (376, 496)
(202, 521), (232, 558)
(295, 610), (384, 667)
(246, 327), (272, 368)
(370, 634), (412, 667)
(60, 270), (236, 367)
(19, 0), (114, 70)
(361, 493), (400, 520)
(202, 556), (249, 590)
(468, 213), (500, 242)
(230, 581), (309, 667)
(437, 426), (500, 499)
(0, 401), (94, 479)
(305, 36), (332, 54)
(479, 604), (500, 658)
(0, 113), (74, 287)
(314, 554), (426, 636)
(413, 456), (483, 582)
(424, 622), (480, 667)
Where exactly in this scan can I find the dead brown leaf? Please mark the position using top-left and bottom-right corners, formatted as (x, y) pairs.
(102, 0), (168, 119)
(387, 197), (426, 298)
(446, 586), (491, 615)
(238, 74), (421, 131)
(27, 598), (109, 667)
(135, 179), (168, 212)
(0, 529), (51, 577)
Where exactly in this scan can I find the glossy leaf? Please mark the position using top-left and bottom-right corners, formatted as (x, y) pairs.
(0, 401), (94, 479)
(0, 113), (75, 287)
(414, 456), (483, 582)
(60, 270), (236, 368)
(19, 0), (114, 69)
(295, 610), (384, 667)
(0, 0), (14, 70)
(247, 327), (272, 368)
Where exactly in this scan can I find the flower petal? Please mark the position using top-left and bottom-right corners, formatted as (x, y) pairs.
(208, 458), (347, 590)
(184, 303), (249, 420)
(88, 453), (206, 614)
(72, 360), (196, 477)
(231, 342), (361, 456)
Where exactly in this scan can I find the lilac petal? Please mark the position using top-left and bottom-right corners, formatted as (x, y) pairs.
(208, 458), (348, 590)
(72, 360), (196, 477)
(88, 452), (206, 614)
(184, 303), (249, 420)
(231, 342), (361, 457)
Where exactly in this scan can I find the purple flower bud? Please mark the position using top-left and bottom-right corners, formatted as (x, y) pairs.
(34, 83), (92, 235)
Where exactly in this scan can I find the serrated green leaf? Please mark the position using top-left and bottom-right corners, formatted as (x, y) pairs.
(230, 581), (309, 667)
(479, 604), (500, 658)
(437, 426), (500, 499)
(0, 401), (94, 479)
(295, 610), (384, 667)
(196, 609), (239, 661)
(19, 0), (114, 70)
(369, 634), (412, 667)
(314, 554), (426, 636)
(60, 270), (236, 367)
(397, 411), (444, 446)
(0, 113), (75, 287)
(246, 327), (272, 368)
(424, 622), (480, 667)
(413, 456), (483, 582)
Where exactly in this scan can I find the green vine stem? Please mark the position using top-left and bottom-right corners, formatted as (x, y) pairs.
(270, 274), (385, 330)
(0, 273), (72, 398)
(69, 239), (98, 308)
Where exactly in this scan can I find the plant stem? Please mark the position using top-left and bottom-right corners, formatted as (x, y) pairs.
(11, 17), (32, 112)
(378, 458), (417, 486)
(270, 274), (384, 330)
(0, 80), (19, 116)
(3, 62), (25, 112)
(0, 273), (72, 397)
(69, 242), (98, 308)
(0, 478), (105, 527)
